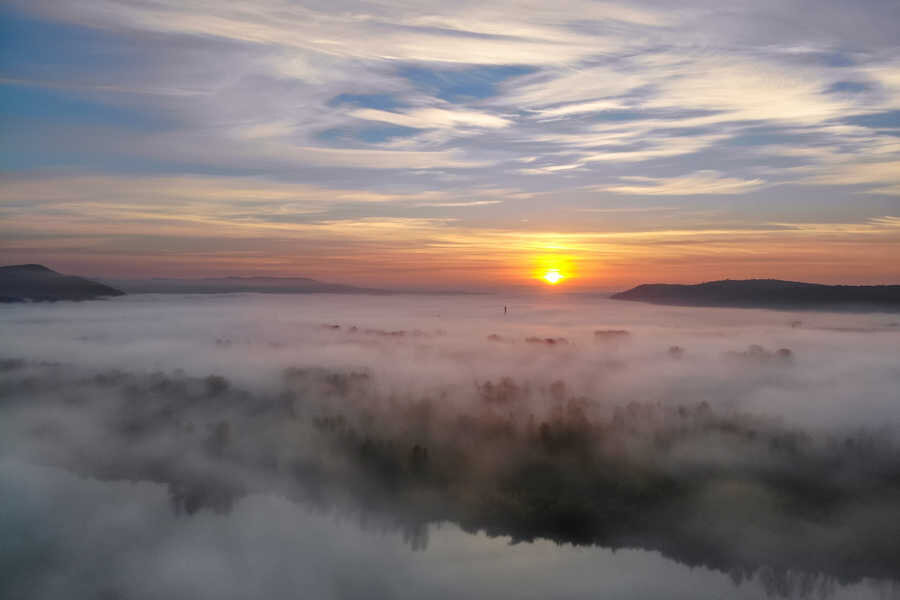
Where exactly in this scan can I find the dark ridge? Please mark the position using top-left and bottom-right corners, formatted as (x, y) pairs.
(612, 279), (900, 311)
(7, 263), (53, 272)
(0, 264), (125, 303)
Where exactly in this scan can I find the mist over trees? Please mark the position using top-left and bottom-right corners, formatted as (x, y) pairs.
(1, 294), (900, 599)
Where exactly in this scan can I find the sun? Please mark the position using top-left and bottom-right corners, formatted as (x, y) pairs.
(531, 255), (575, 286)
(543, 269), (564, 285)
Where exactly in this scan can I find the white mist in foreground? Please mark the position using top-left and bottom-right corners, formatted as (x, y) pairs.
(3, 293), (898, 431)
(2, 293), (900, 600)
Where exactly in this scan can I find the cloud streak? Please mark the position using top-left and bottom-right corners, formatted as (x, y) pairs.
(604, 171), (766, 195)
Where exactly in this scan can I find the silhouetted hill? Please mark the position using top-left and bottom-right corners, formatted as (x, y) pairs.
(612, 279), (900, 311)
(0, 264), (125, 302)
(104, 275), (383, 295)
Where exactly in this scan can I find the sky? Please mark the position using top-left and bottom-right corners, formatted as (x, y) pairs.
(1, 0), (899, 291)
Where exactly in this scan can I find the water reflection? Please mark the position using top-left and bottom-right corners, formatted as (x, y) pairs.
(1, 460), (897, 600)
(5, 359), (898, 588)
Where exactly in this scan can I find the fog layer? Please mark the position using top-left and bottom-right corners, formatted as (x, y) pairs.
(2, 294), (899, 598)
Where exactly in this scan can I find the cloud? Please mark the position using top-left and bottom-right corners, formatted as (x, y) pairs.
(638, 54), (855, 125)
(531, 99), (631, 119)
(2, 172), (899, 287)
(497, 65), (646, 111)
(349, 108), (511, 130)
(412, 200), (503, 207)
(20, 0), (640, 66)
(798, 160), (900, 195)
(519, 162), (585, 175)
(3, 0), (900, 283)
(603, 171), (766, 196)
(0, 175), (433, 213)
(580, 134), (731, 164)
(771, 216), (900, 235)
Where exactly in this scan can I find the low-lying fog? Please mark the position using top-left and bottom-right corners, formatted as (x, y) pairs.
(2, 293), (899, 599)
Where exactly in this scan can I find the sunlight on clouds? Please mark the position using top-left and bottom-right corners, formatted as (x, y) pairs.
(499, 66), (645, 111)
(800, 160), (900, 195)
(350, 107), (511, 130)
(771, 218), (900, 235)
(581, 134), (731, 164)
(4, 0), (900, 286)
(232, 120), (299, 140)
(0, 175), (410, 208)
(641, 56), (855, 124)
(604, 171), (766, 196)
(519, 162), (584, 175)
(531, 99), (630, 119)
(4, 205), (899, 287)
(862, 61), (900, 109)
(413, 200), (503, 208)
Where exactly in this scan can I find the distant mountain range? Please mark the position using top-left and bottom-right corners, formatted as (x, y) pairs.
(0, 265), (384, 301)
(8, 267), (899, 309)
(612, 279), (900, 311)
(0, 264), (125, 302)
(100, 275), (382, 295)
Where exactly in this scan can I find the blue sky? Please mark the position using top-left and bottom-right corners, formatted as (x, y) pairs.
(1, 0), (899, 289)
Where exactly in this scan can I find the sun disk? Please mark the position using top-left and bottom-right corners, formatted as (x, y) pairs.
(543, 269), (564, 284)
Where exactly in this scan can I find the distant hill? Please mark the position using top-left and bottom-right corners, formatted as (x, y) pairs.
(103, 275), (383, 295)
(611, 279), (900, 311)
(0, 264), (125, 302)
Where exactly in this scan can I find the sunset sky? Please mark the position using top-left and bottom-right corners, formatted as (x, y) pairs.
(2, 0), (899, 290)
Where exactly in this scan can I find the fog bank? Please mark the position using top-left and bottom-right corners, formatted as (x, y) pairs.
(2, 294), (899, 598)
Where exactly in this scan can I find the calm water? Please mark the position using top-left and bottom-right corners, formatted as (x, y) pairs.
(2, 459), (897, 600)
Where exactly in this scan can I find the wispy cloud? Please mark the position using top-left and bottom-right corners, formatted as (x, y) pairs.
(350, 108), (511, 130)
(3, 0), (900, 283)
(603, 171), (766, 195)
(413, 200), (503, 207)
(798, 160), (900, 195)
